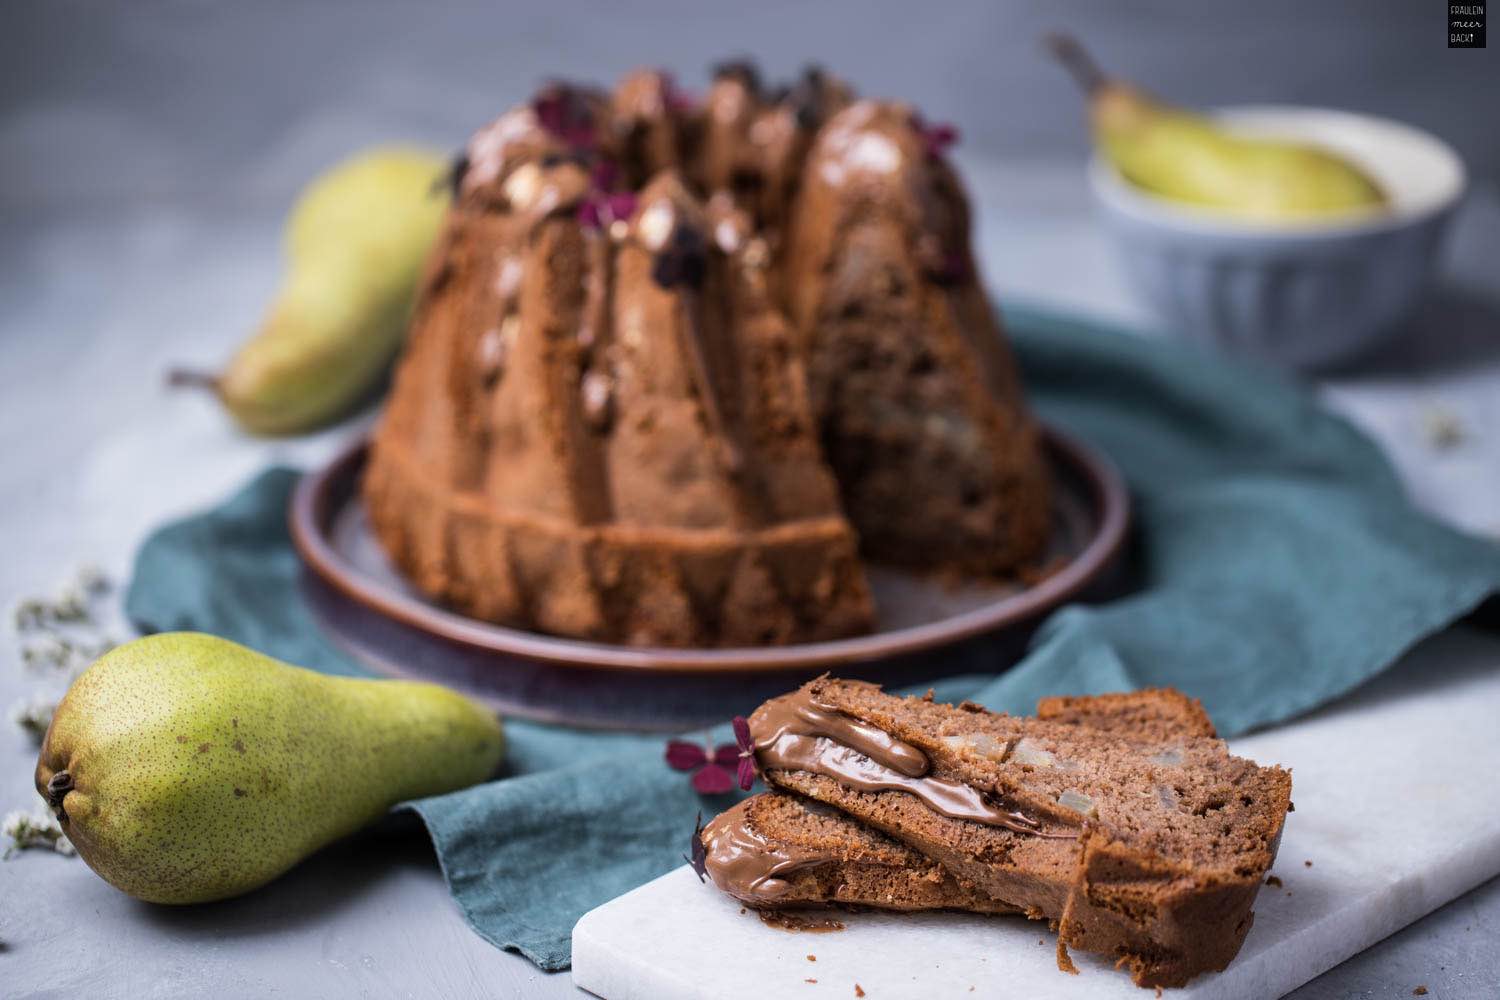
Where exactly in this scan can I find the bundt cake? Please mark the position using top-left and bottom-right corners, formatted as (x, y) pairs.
(364, 62), (1052, 647)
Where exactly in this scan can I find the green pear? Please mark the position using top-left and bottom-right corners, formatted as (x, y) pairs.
(171, 147), (451, 435)
(1047, 35), (1386, 222)
(34, 632), (503, 904)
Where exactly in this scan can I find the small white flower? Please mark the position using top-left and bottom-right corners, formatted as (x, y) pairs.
(50, 585), (90, 624)
(21, 634), (69, 671)
(11, 599), (48, 633)
(1, 810), (28, 839)
(76, 564), (111, 596)
(10, 694), (56, 742)
(2, 802), (73, 859)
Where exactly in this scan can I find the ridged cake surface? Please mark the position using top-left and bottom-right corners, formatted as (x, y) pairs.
(365, 64), (1052, 646)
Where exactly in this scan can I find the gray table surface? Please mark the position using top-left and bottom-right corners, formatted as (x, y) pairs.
(3, 4), (1499, 997)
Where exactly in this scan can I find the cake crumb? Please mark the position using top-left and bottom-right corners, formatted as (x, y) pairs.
(1266, 876), (1283, 887)
(1413, 987), (1428, 996)
(807, 955), (816, 962)
(805, 979), (817, 984)
(1304, 860), (1312, 867)
(854, 986), (865, 998)
(1056, 940), (1079, 975)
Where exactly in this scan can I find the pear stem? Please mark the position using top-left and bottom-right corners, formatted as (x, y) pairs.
(166, 368), (221, 392)
(45, 770), (73, 809)
(1044, 33), (1107, 95)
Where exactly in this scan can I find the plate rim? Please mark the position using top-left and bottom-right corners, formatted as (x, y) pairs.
(289, 425), (1129, 674)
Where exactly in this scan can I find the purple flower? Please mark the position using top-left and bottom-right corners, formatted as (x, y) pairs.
(665, 716), (757, 794)
(732, 716), (756, 791)
(607, 192), (637, 220)
(576, 199), (602, 230)
(533, 84), (597, 149)
(660, 71), (698, 113)
(576, 190), (637, 231)
(590, 157), (620, 193)
(913, 114), (960, 158)
(665, 738), (740, 794)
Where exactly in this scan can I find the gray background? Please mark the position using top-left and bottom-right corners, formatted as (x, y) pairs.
(3, 3), (1498, 999)
(5, 0), (1498, 217)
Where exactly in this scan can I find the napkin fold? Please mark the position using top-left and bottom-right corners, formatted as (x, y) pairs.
(125, 306), (1500, 969)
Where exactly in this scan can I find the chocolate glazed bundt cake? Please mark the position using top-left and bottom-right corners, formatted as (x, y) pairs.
(364, 63), (1053, 646)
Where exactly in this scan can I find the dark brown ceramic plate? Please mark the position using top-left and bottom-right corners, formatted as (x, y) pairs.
(290, 427), (1129, 730)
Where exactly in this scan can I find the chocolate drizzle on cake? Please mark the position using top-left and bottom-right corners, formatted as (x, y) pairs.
(750, 687), (1072, 837)
(701, 805), (838, 903)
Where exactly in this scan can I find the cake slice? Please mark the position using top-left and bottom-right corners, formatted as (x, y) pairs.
(696, 791), (1018, 915)
(698, 689), (1212, 913)
(1036, 688), (1217, 741)
(740, 679), (1291, 988)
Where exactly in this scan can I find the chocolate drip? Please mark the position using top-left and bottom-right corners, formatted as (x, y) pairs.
(759, 733), (1056, 835)
(750, 688), (1073, 838)
(753, 690), (927, 777)
(701, 805), (836, 903)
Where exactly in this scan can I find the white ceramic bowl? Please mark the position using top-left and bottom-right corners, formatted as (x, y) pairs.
(1090, 106), (1467, 371)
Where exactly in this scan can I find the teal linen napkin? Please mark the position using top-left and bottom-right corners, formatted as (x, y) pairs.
(125, 306), (1500, 969)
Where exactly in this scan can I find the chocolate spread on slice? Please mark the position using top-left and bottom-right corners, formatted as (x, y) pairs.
(750, 688), (1072, 837)
(701, 805), (837, 903)
(752, 689), (928, 777)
